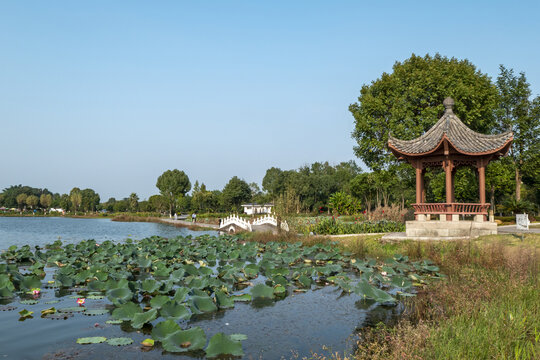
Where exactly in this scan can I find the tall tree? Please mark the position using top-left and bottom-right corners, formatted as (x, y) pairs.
(40, 194), (52, 210)
(26, 195), (39, 209)
(16, 193), (27, 210)
(495, 65), (540, 201)
(70, 188), (82, 213)
(350, 53), (499, 171)
(129, 193), (139, 212)
(156, 169), (191, 216)
(221, 176), (251, 211)
(81, 188), (100, 212)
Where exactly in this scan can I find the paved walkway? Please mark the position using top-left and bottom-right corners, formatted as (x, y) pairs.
(497, 224), (540, 234)
(159, 218), (219, 229)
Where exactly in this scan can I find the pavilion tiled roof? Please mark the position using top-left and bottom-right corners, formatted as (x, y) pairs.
(388, 98), (513, 155)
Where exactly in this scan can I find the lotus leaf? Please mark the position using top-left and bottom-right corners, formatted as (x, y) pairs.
(215, 291), (234, 309)
(0, 287), (14, 298)
(44, 300), (60, 304)
(87, 295), (105, 300)
(106, 319), (123, 324)
(198, 266), (214, 276)
(55, 274), (74, 287)
(106, 337), (133, 346)
(273, 285), (286, 296)
(232, 294), (251, 302)
(149, 295), (170, 309)
(205, 332), (244, 358)
(297, 275), (312, 288)
(173, 287), (189, 303)
(189, 295), (217, 314)
(243, 264), (259, 277)
(0, 274), (14, 290)
(41, 307), (56, 316)
(354, 281), (396, 303)
(84, 309), (109, 316)
(151, 319), (182, 341)
(131, 308), (157, 329)
(18, 309), (33, 318)
(58, 307), (86, 313)
(137, 257), (152, 268)
(229, 333), (248, 341)
(141, 338), (154, 347)
(106, 287), (133, 305)
(21, 276), (41, 290)
(160, 301), (191, 320)
(251, 284), (274, 299)
(20, 300), (39, 305)
(141, 279), (160, 293)
(390, 276), (412, 289)
(170, 268), (186, 281)
(112, 302), (143, 320)
(161, 327), (206, 353)
(76, 336), (107, 344)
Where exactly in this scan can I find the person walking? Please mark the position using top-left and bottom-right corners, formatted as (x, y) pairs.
(192, 213), (196, 223)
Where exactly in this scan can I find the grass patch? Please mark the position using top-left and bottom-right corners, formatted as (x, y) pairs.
(297, 233), (540, 360)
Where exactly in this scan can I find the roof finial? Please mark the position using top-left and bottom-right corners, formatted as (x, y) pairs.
(443, 97), (454, 114)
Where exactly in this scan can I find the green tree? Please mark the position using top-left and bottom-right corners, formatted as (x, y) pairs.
(149, 194), (167, 214)
(81, 188), (100, 212)
(70, 188), (82, 213)
(349, 173), (376, 212)
(16, 193), (27, 210)
(128, 193), (139, 212)
(221, 176), (251, 211)
(350, 53), (499, 170)
(495, 65), (540, 201)
(59, 194), (70, 211)
(26, 195), (39, 209)
(156, 169), (191, 216)
(486, 158), (515, 214)
(40, 194), (52, 210)
(262, 167), (285, 200)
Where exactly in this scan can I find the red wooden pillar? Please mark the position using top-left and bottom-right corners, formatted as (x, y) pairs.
(444, 159), (453, 220)
(415, 166), (424, 203)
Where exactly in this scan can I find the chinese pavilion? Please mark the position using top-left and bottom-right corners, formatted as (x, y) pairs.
(387, 97), (513, 238)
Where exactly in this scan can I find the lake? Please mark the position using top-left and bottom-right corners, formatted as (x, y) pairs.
(0, 217), (408, 359)
(0, 216), (217, 250)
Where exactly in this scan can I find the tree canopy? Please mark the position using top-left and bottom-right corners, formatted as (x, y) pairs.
(156, 169), (191, 216)
(350, 53), (499, 170)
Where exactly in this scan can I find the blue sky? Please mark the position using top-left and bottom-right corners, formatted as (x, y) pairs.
(1, 1), (539, 200)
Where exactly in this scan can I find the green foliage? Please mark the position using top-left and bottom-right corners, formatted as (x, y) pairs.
(205, 332), (245, 358)
(496, 65), (540, 202)
(297, 217), (405, 235)
(350, 53), (499, 170)
(221, 176), (252, 211)
(329, 192), (361, 215)
(156, 169), (191, 216)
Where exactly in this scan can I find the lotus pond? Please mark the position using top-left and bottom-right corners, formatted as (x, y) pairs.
(0, 235), (444, 359)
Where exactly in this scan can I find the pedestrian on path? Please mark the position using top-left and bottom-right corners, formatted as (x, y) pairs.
(192, 213), (196, 223)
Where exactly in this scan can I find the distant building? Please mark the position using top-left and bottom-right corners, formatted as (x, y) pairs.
(241, 203), (273, 215)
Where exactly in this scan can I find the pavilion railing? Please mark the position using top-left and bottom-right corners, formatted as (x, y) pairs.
(412, 203), (490, 215)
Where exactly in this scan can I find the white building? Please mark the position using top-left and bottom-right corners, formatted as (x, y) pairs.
(241, 203), (273, 215)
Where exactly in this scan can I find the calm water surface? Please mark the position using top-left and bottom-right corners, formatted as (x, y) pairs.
(0, 216), (403, 359)
(0, 216), (217, 250)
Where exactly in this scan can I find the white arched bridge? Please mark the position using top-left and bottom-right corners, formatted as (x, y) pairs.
(219, 214), (289, 234)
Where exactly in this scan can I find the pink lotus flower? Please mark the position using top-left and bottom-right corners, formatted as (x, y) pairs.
(77, 298), (86, 306)
(32, 288), (40, 295)
(96, 243), (100, 247)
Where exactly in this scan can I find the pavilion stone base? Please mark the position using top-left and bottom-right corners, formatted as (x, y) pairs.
(404, 219), (497, 240)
